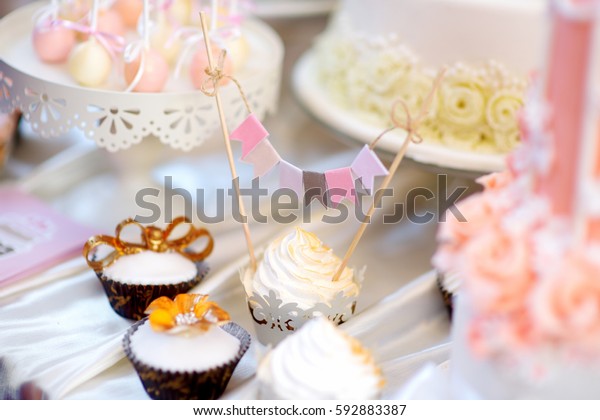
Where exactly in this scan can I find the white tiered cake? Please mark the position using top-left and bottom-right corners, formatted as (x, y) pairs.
(315, 0), (545, 154)
(434, 0), (600, 399)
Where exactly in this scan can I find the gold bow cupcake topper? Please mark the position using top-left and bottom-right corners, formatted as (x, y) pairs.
(145, 294), (231, 334)
(83, 217), (214, 271)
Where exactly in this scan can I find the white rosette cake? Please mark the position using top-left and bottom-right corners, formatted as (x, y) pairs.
(314, 0), (544, 154)
(242, 228), (363, 346)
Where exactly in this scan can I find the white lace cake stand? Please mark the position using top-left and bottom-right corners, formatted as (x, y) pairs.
(292, 50), (506, 175)
(0, 1), (283, 153)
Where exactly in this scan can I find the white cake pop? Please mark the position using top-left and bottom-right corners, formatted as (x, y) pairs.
(150, 14), (182, 65)
(59, 0), (91, 22)
(225, 35), (249, 72)
(68, 38), (112, 87)
(68, 0), (113, 87)
(169, 0), (192, 26)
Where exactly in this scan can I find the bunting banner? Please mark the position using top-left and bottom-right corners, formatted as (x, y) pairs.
(230, 114), (390, 208)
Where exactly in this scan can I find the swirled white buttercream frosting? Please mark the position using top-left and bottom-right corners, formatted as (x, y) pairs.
(257, 317), (384, 399)
(243, 228), (361, 310)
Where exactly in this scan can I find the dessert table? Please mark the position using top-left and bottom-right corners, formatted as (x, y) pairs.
(0, 6), (477, 399)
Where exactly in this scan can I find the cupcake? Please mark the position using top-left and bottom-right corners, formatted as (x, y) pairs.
(123, 293), (251, 400)
(242, 228), (362, 346)
(436, 270), (460, 318)
(83, 218), (213, 320)
(257, 317), (384, 399)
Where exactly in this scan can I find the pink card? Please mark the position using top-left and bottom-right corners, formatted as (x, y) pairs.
(0, 187), (95, 286)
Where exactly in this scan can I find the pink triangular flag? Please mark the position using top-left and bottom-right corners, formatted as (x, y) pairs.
(230, 114), (269, 157)
(351, 145), (388, 193)
(242, 138), (281, 178)
(325, 167), (356, 206)
(279, 161), (304, 200)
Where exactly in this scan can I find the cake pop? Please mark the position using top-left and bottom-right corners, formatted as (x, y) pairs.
(112, 0), (143, 28)
(69, 38), (112, 87)
(59, 0), (91, 22)
(68, 0), (113, 87)
(190, 44), (232, 89)
(32, 23), (76, 63)
(150, 15), (182, 65)
(97, 8), (126, 36)
(169, 0), (192, 26)
(124, 49), (169, 92)
(226, 36), (249, 71)
(31, 0), (76, 63)
(124, 0), (169, 92)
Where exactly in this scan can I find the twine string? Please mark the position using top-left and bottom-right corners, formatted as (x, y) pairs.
(332, 68), (446, 282)
(369, 68), (446, 150)
(199, 49), (253, 115)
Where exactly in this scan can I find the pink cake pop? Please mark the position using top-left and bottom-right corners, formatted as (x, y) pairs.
(78, 7), (126, 41)
(97, 8), (126, 37)
(124, 49), (169, 92)
(32, 23), (76, 63)
(123, 0), (169, 92)
(190, 45), (232, 89)
(112, 0), (143, 28)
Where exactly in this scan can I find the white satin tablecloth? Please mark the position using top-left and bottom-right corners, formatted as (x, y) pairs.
(0, 143), (451, 399)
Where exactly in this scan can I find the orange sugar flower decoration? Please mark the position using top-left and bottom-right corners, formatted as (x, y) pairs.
(145, 294), (230, 334)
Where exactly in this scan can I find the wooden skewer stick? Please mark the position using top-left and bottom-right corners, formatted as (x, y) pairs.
(331, 137), (411, 282)
(332, 70), (446, 282)
(199, 11), (257, 272)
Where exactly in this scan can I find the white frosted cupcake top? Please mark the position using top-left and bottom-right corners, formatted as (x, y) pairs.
(243, 228), (360, 310)
(257, 317), (383, 399)
(130, 321), (240, 372)
(102, 250), (197, 285)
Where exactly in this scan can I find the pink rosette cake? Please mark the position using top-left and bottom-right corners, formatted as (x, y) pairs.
(435, 0), (600, 399)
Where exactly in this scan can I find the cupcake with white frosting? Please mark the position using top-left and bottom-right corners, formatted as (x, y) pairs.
(257, 317), (384, 399)
(242, 228), (362, 346)
(123, 293), (251, 400)
(84, 218), (214, 320)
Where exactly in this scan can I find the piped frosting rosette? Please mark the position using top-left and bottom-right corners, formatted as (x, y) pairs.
(241, 228), (363, 346)
(257, 317), (384, 399)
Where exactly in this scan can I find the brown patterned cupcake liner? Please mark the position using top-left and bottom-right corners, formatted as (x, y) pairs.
(436, 272), (454, 319)
(96, 262), (210, 320)
(123, 320), (251, 400)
